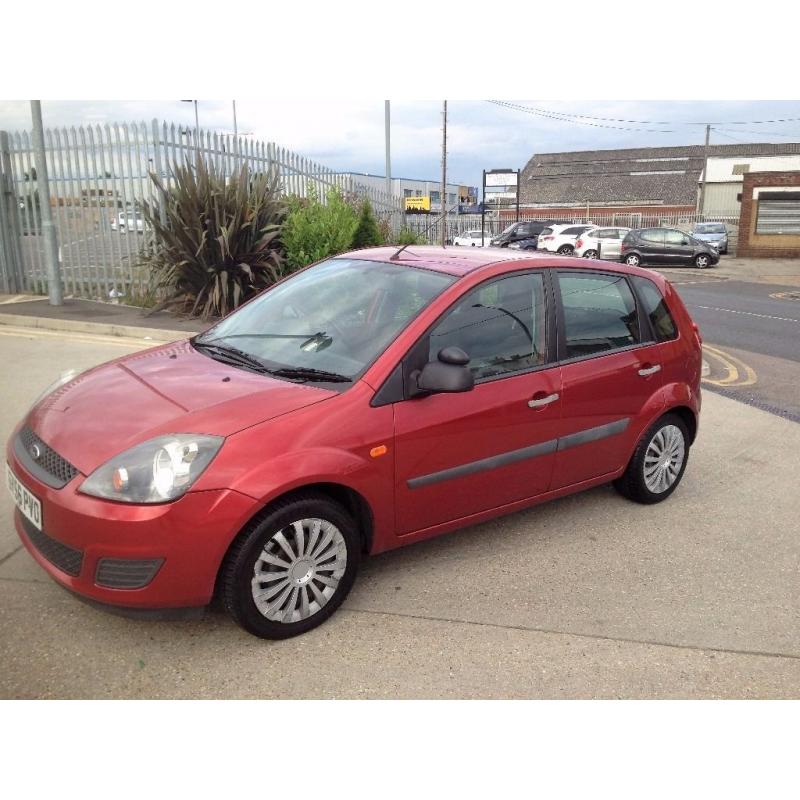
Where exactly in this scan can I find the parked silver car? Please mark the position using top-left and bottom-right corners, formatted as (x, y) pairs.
(691, 223), (728, 254)
(574, 227), (631, 260)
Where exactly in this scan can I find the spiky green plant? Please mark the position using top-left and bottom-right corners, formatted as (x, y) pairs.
(140, 155), (287, 319)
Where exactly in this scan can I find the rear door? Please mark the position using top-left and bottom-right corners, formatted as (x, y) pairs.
(393, 270), (561, 535)
(550, 269), (666, 489)
(638, 229), (667, 263)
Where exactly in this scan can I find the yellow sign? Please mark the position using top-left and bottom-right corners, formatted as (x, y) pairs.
(405, 196), (431, 213)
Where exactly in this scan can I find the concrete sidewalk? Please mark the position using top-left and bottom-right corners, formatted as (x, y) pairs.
(0, 296), (206, 342)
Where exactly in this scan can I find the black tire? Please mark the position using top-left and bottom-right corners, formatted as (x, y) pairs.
(583, 249), (598, 259)
(613, 413), (690, 505)
(694, 253), (711, 269)
(624, 253), (641, 267)
(557, 245), (574, 256)
(220, 492), (361, 639)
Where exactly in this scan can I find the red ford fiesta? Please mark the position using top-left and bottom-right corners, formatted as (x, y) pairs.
(6, 246), (702, 638)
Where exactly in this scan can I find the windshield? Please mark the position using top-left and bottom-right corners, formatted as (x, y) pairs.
(694, 223), (726, 234)
(500, 224), (518, 235)
(195, 258), (455, 382)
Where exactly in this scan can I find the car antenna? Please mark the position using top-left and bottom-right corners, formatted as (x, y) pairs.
(390, 243), (412, 261)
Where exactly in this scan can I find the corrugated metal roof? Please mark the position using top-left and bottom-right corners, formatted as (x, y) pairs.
(520, 142), (800, 206)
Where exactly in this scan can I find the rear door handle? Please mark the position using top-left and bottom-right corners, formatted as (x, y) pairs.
(528, 392), (559, 408)
(638, 364), (661, 377)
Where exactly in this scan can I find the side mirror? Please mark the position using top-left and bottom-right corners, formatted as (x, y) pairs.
(415, 347), (474, 395)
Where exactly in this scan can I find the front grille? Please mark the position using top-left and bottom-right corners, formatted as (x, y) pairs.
(95, 558), (164, 589)
(18, 427), (78, 488)
(20, 515), (83, 577)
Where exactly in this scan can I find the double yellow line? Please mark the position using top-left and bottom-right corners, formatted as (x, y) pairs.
(702, 344), (757, 388)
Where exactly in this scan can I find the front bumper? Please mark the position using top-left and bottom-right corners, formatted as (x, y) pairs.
(7, 432), (257, 610)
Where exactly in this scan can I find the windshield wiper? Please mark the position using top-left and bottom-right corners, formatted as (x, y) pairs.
(266, 367), (352, 383)
(192, 341), (272, 374)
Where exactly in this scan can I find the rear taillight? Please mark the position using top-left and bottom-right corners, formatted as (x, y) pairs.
(575, 239), (584, 249)
(541, 235), (553, 241)
(620, 242), (628, 252)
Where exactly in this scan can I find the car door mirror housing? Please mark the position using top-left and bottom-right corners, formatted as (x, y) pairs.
(415, 347), (474, 395)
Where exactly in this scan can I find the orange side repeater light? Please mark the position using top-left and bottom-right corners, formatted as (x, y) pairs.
(370, 445), (388, 458)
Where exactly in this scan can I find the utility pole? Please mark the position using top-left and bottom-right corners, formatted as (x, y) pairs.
(698, 123), (711, 218)
(384, 100), (391, 198)
(30, 101), (62, 306)
(440, 100), (447, 248)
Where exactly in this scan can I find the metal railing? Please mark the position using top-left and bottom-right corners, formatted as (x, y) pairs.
(0, 120), (404, 301)
(403, 210), (741, 254)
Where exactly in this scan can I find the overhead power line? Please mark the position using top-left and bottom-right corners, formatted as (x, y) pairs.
(487, 100), (800, 130)
(486, 100), (675, 133)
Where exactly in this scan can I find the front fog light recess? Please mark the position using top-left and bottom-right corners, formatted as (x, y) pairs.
(80, 434), (223, 503)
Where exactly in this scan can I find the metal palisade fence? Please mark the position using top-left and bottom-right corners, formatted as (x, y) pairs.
(0, 120), (403, 300)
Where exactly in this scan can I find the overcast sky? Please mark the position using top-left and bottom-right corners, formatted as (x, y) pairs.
(2, 99), (799, 192)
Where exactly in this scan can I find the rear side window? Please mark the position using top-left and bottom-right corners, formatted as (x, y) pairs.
(540, 227), (553, 236)
(563, 226), (586, 236)
(631, 276), (678, 342)
(558, 272), (640, 358)
(640, 229), (665, 244)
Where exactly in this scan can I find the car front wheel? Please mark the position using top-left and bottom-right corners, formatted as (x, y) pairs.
(694, 253), (711, 269)
(221, 492), (360, 639)
(613, 413), (690, 504)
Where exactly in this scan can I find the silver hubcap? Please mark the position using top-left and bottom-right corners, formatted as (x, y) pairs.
(626, 255), (639, 265)
(643, 425), (685, 494)
(697, 256), (708, 268)
(251, 518), (347, 624)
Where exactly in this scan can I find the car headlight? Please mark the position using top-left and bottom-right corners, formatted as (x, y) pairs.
(31, 368), (82, 408)
(79, 434), (224, 504)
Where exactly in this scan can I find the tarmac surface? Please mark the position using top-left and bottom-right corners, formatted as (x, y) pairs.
(0, 324), (798, 698)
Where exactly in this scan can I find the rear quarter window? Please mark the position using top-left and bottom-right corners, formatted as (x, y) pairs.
(630, 276), (678, 342)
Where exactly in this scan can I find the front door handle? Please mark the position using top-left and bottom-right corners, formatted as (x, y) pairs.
(638, 364), (661, 377)
(528, 392), (559, 408)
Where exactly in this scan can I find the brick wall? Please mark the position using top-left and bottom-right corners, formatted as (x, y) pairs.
(737, 171), (800, 258)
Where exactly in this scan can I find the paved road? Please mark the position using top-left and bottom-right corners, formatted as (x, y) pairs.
(668, 276), (800, 420)
(1, 325), (799, 698)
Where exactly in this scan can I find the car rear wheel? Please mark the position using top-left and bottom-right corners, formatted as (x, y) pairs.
(613, 413), (689, 504)
(220, 492), (360, 639)
(583, 249), (598, 259)
(557, 245), (574, 256)
(624, 253), (641, 267)
(694, 253), (711, 269)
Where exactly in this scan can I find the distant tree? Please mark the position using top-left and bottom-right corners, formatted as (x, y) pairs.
(351, 198), (383, 249)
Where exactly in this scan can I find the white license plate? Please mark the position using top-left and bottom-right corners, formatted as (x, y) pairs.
(6, 464), (42, 531)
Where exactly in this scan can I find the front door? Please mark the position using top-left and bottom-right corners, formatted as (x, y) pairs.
(550, 270), (666, 488)
(663, 229), (694, 265)
(393, 271), (561, 535)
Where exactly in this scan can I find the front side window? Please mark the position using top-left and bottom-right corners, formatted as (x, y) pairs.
(429, 273), (547, 381)
(664, 230), (689, 245)
(558, 272), (640, 358)
(196, 259), (455, 382)
(631, 276), (677, 342)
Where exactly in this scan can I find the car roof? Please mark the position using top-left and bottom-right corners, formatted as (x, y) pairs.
(342, 245), (546, 276)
